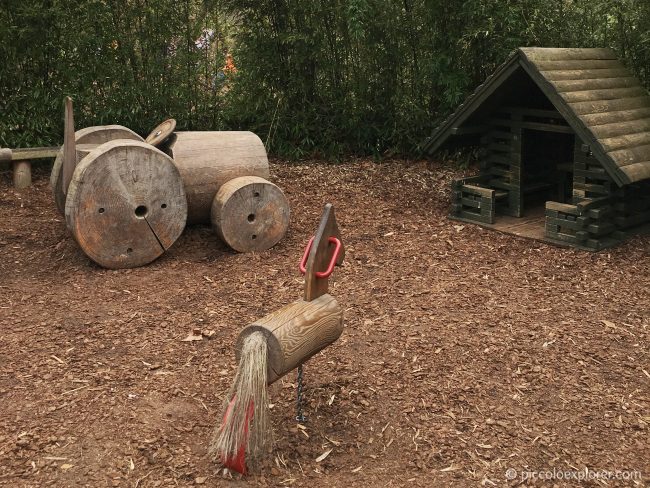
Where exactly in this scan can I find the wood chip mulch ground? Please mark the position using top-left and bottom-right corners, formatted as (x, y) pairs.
(0, 159), (648, 487)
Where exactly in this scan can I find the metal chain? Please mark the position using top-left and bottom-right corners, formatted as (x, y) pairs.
(295, 364), (306, 423)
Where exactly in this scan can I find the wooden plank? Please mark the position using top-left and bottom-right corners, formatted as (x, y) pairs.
(461, 198), (483, 209)
(499, 107), (562, 119)
(573, 182), (612, 194)
(590, 118), (650, 139)
(570, 96), (650, 116)
(607, 144), (650, 168)
(574, 168), (611, 180)
(600, 131), (650, 152)
(552, 77), (639, 93)
(560, 86), (647, 104)
(547, 217), (586, 231)
(489, 118), (573, 133)
(450, 125), (489, 135)
(619, 161), (650, 183)
(541, 68), (630, 81)
(587, 207), (613, 219)
(459, 210), (493, 224)
(10, 147), (60, 160)
(522, 47), (617, 61)
(545, 229), (581, 243)
(520, 121), (574, 134)
(303, 204), (344, 302)
(533, 59), (622, 71)
(545, 201), (581, 215)
(463, 184), (494, 198)
(587, 222), (616, 236)
(579, 107), (650, 127)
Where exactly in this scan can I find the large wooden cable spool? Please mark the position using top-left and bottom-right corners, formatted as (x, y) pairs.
(51, 125), (144, 214)
(235, 294), (343, 385)
(211, 176), (290, 252)
(166, 131), (270, 224)
(65, 140), (187, 269)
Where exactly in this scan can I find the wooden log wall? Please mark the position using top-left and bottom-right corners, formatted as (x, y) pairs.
(478, 120), (522, 217)
(451, 179), (496, 224)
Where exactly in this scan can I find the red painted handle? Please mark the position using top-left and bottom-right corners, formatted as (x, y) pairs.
(299, 236), (342, 278)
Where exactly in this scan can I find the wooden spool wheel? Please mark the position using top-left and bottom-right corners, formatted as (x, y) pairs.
(65, 140), (187, 269)
(51, 125), (144, 214)
(145, 118), (176, 147)
(211, 176), (290, 252)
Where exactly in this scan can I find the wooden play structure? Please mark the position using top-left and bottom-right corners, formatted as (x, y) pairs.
(422, 48), (650, 251)
(210, 204), (345, 474)
(50, 98), (290, 268)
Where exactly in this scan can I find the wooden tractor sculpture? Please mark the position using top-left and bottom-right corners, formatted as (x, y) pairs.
(210, 204), (345, 474)
(51, 98), (290, 269)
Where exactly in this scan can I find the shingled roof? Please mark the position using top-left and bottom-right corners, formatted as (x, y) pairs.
(422, 48), (650, 186)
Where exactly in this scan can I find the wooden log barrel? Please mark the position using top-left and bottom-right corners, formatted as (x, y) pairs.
(211, 176), (290, 252)
(235, 294), (343, 384)
(65, 140), (187, 269)
(166, 131), (270, 224)
(51, 125), (143, 214)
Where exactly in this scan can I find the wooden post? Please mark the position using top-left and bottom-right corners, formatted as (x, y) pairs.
(12, 160), (32, 189)
(61, 97), (76, 195)
(304, 204), (345, 301)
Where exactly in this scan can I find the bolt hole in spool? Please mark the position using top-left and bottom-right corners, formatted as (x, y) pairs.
(134, 205), (148, 218)
(127, 248), (133, 254)
(247, 213), (256, 222)
(98, 208), (105, 214)
(161, 203), (167, 209)
(252, 235), (257, 240)
(253, 191), (260, 198)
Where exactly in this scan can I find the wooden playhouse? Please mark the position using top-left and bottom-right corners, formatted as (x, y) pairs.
(422, 47), (650, 251)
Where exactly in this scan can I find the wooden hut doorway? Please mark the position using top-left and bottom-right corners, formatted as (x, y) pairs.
(520, 129), (575, 215)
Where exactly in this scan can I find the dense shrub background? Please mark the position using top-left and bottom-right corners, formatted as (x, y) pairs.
(1, 0), (649, 157)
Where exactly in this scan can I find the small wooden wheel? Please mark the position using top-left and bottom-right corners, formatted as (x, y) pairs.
(211, 176), (290, 253)
(65, 140), (187, 269)
(51, 125), (143, 215)
(145, 119), (176, 147)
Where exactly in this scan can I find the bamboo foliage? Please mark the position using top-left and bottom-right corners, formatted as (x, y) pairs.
(1, 0), (649, 157)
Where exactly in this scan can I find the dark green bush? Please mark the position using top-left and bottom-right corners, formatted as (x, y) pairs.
(1, 0), (649, 158)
